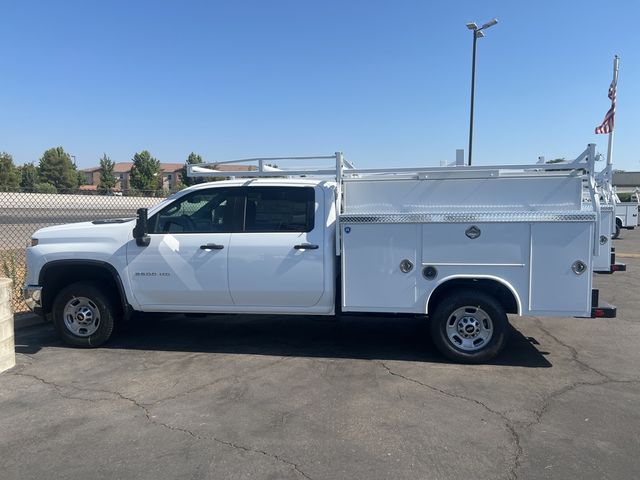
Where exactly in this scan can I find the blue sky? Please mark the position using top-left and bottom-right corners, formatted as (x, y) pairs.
(1, 0), (638, 170)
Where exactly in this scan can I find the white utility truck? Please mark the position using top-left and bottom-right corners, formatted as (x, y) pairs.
(586, 165), (626, 273)
(24, 144), (616, 363)
(613, 192), (639, 238)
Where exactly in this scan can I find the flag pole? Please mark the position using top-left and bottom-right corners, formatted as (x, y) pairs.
(606, 55), (619, 184)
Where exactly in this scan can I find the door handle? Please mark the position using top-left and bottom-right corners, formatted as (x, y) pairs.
(200, 243), (224, 250)
(294, 243), (319, 250)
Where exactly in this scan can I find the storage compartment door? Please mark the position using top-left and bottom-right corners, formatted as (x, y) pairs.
(593, 210), (612, 271)
(529, 223), (592, 314)
(341, 224), (418, 312)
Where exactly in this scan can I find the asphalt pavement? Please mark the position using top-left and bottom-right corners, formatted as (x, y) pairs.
(1, 230), (639, 479)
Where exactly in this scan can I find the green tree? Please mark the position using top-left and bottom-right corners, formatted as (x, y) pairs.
(129, 150), (162, 194)
(19, 162), (39, 190)
(180, 152), (206, 187)
(38, 147), (78, 190)
(98, 154), (117, 193)
(34, 182), (57, 193)
(0, 152), (21, 189)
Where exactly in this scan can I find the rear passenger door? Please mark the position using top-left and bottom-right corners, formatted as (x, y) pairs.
(228, 186), (325, 307)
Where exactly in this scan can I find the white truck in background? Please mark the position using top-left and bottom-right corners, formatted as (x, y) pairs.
(23, 144), (616, 363)
(613, 191), (639, 238)
(587, 164), (626, 273)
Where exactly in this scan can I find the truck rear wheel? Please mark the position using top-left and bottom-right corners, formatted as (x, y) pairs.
(52, 282), (116, 347)
(430, 290), (509, 363)
(613, 221), (621, 239)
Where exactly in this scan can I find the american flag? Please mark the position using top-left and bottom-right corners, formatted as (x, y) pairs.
(595, 80), (616, 134)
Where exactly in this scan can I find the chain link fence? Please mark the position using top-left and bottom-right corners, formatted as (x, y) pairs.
(0, 188), (167, 313)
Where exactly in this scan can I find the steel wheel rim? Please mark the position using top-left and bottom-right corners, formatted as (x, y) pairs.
(63, 296), (101, 337)
(445, 305), (493, 352)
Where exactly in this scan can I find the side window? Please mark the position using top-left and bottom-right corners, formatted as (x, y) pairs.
(244, 187), (315, 232)
(149, 188), (242, 234)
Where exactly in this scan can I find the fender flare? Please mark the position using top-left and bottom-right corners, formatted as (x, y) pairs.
(425, 274), (522, 315)
(39, 259), (131, 316)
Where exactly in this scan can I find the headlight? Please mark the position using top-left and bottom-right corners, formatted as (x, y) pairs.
(31, 238), (39, 247)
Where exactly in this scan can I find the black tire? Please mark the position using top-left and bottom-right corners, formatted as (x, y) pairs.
(52, 282), (116, 347)
(613, 221), (621, 239)
(430, 290), (509, 364)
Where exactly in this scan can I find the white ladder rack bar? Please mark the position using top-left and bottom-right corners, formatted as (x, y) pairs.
(187, 145), (596, 180)
(187, 154), (343, 178)
(189, 168), (339, 177)
(344, 145), (595, 177)
(210, 155), (340, 164)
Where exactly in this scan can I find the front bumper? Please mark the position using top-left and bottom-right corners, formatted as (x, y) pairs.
(23, 285), (43, 312)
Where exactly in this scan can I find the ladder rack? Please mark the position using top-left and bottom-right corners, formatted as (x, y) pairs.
(187, 145), (597, 182)
(187, 144), (600, 257)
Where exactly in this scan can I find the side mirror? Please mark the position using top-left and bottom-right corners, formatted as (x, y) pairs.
(133, 208), (151, 247)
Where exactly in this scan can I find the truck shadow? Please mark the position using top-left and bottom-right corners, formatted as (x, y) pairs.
(15, 314), (551, 367)
(114, 314), (551, 367)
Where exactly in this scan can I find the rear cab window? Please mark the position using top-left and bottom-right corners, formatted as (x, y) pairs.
(244, 187), (315, 232)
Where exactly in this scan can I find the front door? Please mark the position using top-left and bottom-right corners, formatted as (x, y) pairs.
(126, 187), (243, 310)
(228, 186), (325, 307)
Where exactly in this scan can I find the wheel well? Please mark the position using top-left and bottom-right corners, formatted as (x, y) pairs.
(40, 262), (126, 317)
(616, 217), (623, 227)
(427, 278), (519, 315)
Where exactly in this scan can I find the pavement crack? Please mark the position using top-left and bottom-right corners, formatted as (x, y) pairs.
(528, 376), (640, 429)
(10, 371), (116, 402)
(149, 377), (229, 406)
(10, 370), (312, 479)
(149, 355), (291, 406)
(516, 376), (640, 477)
(532, 317), (612, 380)
(211, 438), (312, 480)
(378, 361), (522, 480)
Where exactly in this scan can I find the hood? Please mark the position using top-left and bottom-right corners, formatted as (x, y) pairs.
(33, 219), (135, 244)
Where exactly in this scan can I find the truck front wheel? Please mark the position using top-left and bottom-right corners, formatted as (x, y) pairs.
(430, 291), (509, 364)
(52, 282), (116, 347)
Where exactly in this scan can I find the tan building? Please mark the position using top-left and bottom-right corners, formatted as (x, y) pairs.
(82, 162), (183, 192)
(613, 171), (640, 193)
(82, 162), (255, 192)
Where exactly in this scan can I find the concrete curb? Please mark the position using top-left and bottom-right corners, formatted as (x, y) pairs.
(1, 278), (16, 372)
(14, 312), (47, 330)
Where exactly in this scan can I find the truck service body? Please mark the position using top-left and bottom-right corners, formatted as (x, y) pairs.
(23, 145), (618, 363)
(585, 165), (626, 273)
(614, 193), (639, 235)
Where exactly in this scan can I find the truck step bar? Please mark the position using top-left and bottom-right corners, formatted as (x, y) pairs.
(610, 248), (627, 271)
(590, 289), (617, 318)
(594, 263), (626, 274)
(595, 248), (627, 274)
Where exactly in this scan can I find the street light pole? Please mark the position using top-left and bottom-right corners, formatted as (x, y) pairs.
(468, 32), (478, 167)
(466, 18), (498, 166)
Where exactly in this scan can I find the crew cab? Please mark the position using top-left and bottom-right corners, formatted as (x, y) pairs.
(24, 146), (616, 363)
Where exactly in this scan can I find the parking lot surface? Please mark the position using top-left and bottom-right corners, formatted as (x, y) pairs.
(2, 231), (640, 480)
